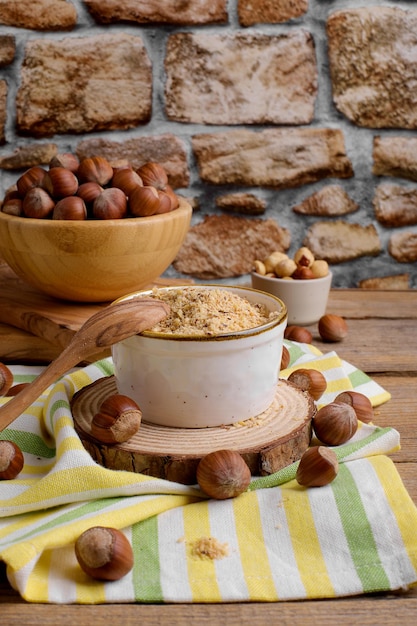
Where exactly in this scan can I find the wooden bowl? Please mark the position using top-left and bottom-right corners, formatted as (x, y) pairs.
(0, 198), (192, 302)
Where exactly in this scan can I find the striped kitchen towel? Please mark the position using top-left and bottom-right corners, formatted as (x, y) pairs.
(0, 342), (416, 603)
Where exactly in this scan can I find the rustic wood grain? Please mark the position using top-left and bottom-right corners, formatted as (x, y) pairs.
(72, 376), (315, 483)
(0, 284), (416, 623)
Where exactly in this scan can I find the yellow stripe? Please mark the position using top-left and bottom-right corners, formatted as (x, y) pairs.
(183, 500), (222, 601)
(1, 495), (194, 571)
(24, 547), (52, 602)
(233, 492), (277, 600)
(369, 456), (417, 570)
(281, 481), (335, 598)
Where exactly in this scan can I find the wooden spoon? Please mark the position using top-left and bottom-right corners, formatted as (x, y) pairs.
(0, 297), (169, 433)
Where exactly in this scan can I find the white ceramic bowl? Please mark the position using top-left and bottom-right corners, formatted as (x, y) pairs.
(111, 285), (287, 428)
(251, 271), (332, 326)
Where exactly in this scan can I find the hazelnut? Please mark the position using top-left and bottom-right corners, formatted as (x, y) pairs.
(0, 440), (24, 480)
(313, 402), (358, 445)
(93, 187), (128, 220)
(274, 258), (297, 278)
(280, 345), (290, 370)
(90, 394), (142, 444)
(196, 449), (251, 500)
(49, 152), (80, 173)
(22, 187), (55, 219)
(310, 259), (329, 278)
(156, 190), (174, 214)
(52, 196), (87, 220)
(288, 368), (327, 401)
(137, 161), (168, 191)
(164, 185), (179, 210)
(0, 362), (13, 397)
(253, 259), (266, 275)
(292, 266), (315, 280)
(111, 168), (143, 196)
(77, 182), (104, 205)
(42, 167), (79, 199)
(284, 325), (313, 344)
(75, 526), (134, 581)
(2, 197), (23, 216)
(296, 446), (339, 487)
(334, 390), (374, 424)
(16, 166), (47, 197)
(318, 314), (348, 342)
(294, 246), (315, 268)
(77, 156), (114, 186)
(264, 251), (288, 273)
(129, 185), (161, 217)
(5, 382), (30, 396)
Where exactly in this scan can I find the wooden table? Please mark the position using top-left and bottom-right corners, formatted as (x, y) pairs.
(1, 286), (417, 624)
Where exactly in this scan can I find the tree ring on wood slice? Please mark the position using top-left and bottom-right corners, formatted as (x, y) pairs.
(71, 376), (316, 485)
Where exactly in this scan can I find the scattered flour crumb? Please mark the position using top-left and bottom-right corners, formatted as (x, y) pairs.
(190, 536), (230, 560)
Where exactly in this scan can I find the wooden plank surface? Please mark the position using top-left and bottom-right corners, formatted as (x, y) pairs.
(0, 279), (416, 624)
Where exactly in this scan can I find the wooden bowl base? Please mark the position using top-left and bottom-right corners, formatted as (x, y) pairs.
(72, 376), (315, 484)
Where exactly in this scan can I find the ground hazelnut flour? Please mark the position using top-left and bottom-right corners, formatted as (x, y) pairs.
(148, 287), (278, 336)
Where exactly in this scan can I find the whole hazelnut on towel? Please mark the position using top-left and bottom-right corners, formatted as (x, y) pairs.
(296, 446), (339, 487)
(75, 526), (134, 581)
(288, 368), (327, 401)
(90, 394), (142, 444)
(0, 362), (13, 397)
(313, 402), (358, 446)
(0, 440), (24, 480)
(197, 449), (251, 500)
(280, 346), (290, 370)
(334, 390), (374, 424)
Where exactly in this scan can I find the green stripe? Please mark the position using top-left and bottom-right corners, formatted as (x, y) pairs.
(1, 430), (55, 458)
(131, 515), (163, 602)
(331, 464), (390, 592)
(285, 341), (305, 366)
(348, 369), (371, 387)
(94, 359), (114, 376)
(249, 427), (396, 491)
(333, 426), (395, 463)
(0, 498), (128, 549)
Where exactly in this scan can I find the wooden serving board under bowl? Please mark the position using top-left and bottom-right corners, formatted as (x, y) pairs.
(72, 376), (315, 485)
(0, 259), (192, 363)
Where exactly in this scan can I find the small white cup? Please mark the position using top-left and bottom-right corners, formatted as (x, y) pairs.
(251, 271), (332, 326)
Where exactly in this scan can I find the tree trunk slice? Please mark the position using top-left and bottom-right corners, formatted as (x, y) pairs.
(72, 376), (316, 484)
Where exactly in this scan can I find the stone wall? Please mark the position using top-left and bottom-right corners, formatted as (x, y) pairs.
(0, 0), (416, 289)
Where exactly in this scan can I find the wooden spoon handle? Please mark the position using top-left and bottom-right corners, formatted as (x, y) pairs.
(0, 297), (168, 433)
(0, 348), (79, 431)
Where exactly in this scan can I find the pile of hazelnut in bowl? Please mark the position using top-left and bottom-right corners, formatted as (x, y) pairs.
(251, 247), (333, 326)
(0, 155), (192, 302)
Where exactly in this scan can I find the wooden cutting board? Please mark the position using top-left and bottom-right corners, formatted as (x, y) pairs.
(0, 259), (192, 363)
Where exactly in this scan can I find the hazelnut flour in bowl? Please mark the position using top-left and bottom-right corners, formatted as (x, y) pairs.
(111, 285), (287, 428)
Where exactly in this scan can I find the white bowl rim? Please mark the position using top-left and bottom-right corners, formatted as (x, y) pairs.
(113, 284), (287, 342)
(251, 270), (333, 285)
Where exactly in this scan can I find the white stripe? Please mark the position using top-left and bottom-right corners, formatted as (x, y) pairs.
(347, 459), (417, 587)
(308, 484), (363, 594)
(157, 506), (193, 602)
(256, 487), (307, 599)
(99, 527), (135, 602)
(48, 545), (78, 603)
(207, 498), (249, 600)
